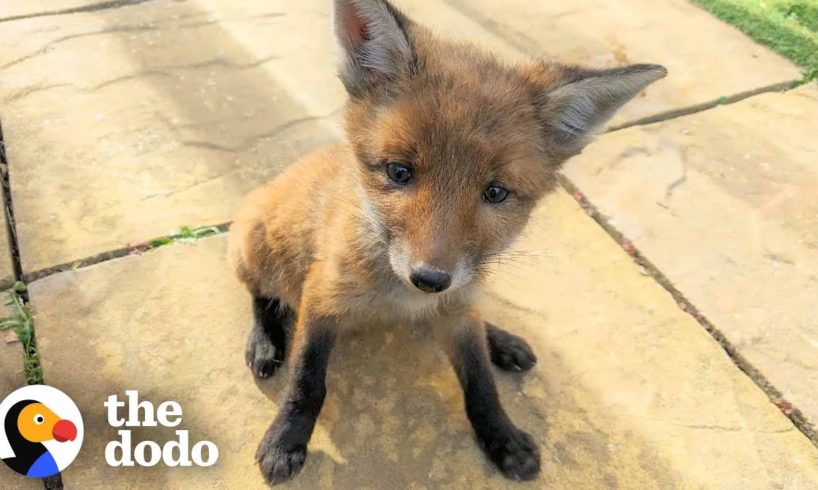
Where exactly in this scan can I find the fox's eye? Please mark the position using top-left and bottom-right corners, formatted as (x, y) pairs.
(33, 414), (45, 425)
(386, 163), (412, 185)
(483, 184), (509, 204)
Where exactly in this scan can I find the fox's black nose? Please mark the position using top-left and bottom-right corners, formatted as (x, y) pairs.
(410, 266), (451, 293)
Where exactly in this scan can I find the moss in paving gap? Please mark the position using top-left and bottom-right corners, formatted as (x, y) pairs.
(691, 0), (818, 80)
(150, 224), (222, 249)
(0, 282), (44, 385)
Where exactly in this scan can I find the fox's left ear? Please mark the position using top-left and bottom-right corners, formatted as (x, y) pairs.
(536, 63), (667, 159)
(334, 0), (416, 97)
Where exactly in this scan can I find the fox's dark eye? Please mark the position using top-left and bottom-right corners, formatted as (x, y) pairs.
(483, 184), (509, 204)
(386, 163), (412, 185)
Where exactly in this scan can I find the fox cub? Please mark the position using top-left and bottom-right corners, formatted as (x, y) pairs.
(229, 0), (665, 484)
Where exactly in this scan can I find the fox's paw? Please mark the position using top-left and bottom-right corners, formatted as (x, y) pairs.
(246, 327), (284, 378)
(487, 324), (537, 372)
(481, 427), (540, 481)
(256, 428), (307, 485)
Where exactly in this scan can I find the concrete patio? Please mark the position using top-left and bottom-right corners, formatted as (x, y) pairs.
(1, 0), (817, 488)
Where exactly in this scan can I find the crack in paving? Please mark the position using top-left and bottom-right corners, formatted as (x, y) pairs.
(606, 80), (804, 132)
(0, 14), (281, 72)
(0, 0), (164, 24)
(2, 54), (285, 104)
(559, 174), (818, 449)
(1, 25), (158, 71)
(177, 107), (343, 154)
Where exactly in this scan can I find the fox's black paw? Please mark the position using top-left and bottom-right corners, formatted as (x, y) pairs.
(256, 428), (307, 485)
(246, 327), (284, 378)
(481, 427), (540, 481)
(487, 324), (537, 372)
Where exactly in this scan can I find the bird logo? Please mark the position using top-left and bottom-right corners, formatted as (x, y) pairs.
(0, 386), (83, 478)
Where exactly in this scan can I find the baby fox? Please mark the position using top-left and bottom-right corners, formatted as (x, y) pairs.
(229, 0), (665, 484)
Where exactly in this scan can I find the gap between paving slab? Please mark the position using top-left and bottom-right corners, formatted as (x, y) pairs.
(23, 222), (231, 283)
(606, 79), (803, 131)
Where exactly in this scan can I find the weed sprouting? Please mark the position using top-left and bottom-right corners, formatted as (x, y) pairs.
(0, 282), (44, 385)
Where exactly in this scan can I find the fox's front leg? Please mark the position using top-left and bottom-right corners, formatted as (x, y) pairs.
(255, 306), (337, 485)
(442, 313), (540, 480)
(246, 296), (292, 378)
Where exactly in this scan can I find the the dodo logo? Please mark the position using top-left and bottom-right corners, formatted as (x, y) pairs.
(0, 385), (83, 478)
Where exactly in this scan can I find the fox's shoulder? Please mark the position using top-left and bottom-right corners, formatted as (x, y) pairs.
(235, 142), (352, 210)
(229, 141), (357, 298)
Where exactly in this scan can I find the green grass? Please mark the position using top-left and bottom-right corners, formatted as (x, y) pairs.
(691, 0), (818, 80)
(0, 282), (44, 385)
(150, 224), (222, 249)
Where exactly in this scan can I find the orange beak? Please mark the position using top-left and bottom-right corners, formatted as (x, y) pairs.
(52, 419), (77, 442)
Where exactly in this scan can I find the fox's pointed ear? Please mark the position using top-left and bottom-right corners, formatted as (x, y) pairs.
(334, 0), (416, 96)
(537, 64), (667, 158)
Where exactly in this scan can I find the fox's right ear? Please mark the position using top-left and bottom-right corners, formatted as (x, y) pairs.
(535, 63), (667, 160)
(334, 0), (416, 97)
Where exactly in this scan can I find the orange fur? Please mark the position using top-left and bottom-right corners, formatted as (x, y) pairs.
(229, 10), (667, 324)
(229, 39), (563, 325)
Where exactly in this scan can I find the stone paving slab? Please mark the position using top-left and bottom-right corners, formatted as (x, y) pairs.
(27, 189), (818, 489)
(0, 0), (802, 273)
(0, 0), (342, 273)
(563, 83), (818, 428)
